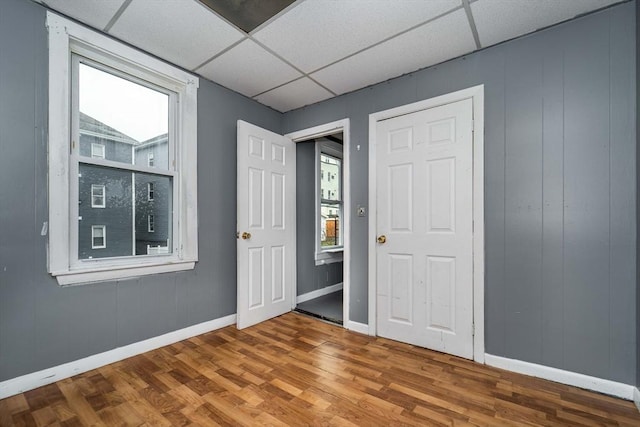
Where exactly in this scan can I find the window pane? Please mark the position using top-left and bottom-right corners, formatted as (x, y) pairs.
(135, 173), (171, 255)
(320, 154), (341, 202)
(321, 202), (341, 247)
(78, 62), (169, 170)
(79, 164), (172, 259)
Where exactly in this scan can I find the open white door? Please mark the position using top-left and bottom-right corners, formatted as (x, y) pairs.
(237, 120), (295, 329)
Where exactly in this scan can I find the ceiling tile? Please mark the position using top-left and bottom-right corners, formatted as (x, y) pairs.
(471, 0), (620, 48)
(312, 9), (475, 96)
(197, 40), (302, 98)
(43, 0), (126, 30)
(109, 0), (244, 70)
(254, 78), (333, 112)
(252, 0), (461, 73)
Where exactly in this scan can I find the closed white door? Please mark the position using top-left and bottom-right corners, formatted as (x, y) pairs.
(237, 120), (295, 329)
(375, 99), (474, 359)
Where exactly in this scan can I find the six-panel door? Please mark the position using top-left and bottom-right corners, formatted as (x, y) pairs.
(237, 121), (295, 329)
(375, 99), (474, 359)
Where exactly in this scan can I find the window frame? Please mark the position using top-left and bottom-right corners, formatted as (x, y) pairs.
(91, 143), (105, 159)
(148, 152), (154, 167)
(91, 225), (106, 249)
(315, 140), (344, 265)
(147, 182), (154, 201)
(47, 12), (199, 285)
(148, 214), (155, 233)
(90, 184), (105, 208)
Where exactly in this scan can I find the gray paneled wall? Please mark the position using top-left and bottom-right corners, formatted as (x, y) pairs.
(0, 0), (281, 382)
(636, 0), (640, 390)
(295, 141), (343, 296)
(283, 2), (636, 383)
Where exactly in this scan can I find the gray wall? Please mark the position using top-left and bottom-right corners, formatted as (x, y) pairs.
(0, 0), (281, 382)
(295, 141), (343, 296)
(284, 2), (636, 384)
(637, 0), (640, 390)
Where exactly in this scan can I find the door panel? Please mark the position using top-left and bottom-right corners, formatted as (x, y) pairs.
(376, 98), (474, 359)
(237, 121), (295, 329)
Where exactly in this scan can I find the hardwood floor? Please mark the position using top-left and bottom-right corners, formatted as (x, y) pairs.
(1, 312), (639, 426)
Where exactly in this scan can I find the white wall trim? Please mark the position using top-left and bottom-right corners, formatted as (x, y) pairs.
(485, 354), (635, 401)
(367, 85), (485, 362)
(0, 314), (236, 400)
(296, 283), (343, 304)
(633, 387), (640, 412)
(286, 119), (351, 330)
(346, 321), (369, 335)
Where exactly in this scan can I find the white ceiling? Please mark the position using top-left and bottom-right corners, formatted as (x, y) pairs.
(40, 0), (622, 113)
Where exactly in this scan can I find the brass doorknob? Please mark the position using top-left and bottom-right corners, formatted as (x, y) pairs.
(241, 232), (251, 240)
(377, 235), (386, 244)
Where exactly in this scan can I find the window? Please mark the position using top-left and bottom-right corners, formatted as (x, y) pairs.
(148, 182), (154, 201)
(315, 139), (343, 264)
(47, 13), (199, 285)
(91, 143), (105, 159)
(91, 225), (106, 249)
(91, 184), (105, 208)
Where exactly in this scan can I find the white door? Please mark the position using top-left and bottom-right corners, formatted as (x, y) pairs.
(237, 120), (295, 329)
(375, 99), (474, 359)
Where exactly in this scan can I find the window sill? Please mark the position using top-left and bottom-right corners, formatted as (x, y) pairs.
(315, 249), (343, 266)
(53, 260), (196, 286)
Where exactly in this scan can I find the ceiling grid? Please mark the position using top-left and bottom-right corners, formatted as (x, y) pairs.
(40, 0), (623, 112)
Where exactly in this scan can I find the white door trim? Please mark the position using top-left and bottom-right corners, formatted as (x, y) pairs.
(286, 119), (351, 330)
(368, 86), (485, 363)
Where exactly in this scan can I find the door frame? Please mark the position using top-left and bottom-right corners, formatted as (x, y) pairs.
(367, 86), (485, 363)
(286, 119), (351, 329)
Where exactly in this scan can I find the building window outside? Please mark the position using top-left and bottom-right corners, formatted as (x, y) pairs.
(148, 182), (154, 201)
(91, 184), (105, 208)
(91, 225), (106, 249)
(47, 12), (199, 285)
(91, 143), (105, 159)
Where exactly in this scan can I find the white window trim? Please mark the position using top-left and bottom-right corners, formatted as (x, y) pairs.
(47, 12), (199, 286)
(148, 214), (154, 233)
(315, 140), (343, 265)
(91, 143), (105, 159)
(148, 152), (154, 167)
(90, 184), (105, 208)
(147, 182), (154, 201)
(91, 225), (106, 249)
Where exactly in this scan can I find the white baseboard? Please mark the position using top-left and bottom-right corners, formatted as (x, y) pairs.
(0, 313), (237, 400)
(484, 354), (635, 401)
(346, 320), (369, 335)
(634, 387), (640, 412)
(296, 282), (343, 304)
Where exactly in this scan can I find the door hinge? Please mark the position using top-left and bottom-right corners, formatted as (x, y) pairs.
(472, 323), (475, 336)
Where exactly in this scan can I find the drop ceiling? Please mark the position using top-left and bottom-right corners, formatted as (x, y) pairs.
(39, 0), (623, 112)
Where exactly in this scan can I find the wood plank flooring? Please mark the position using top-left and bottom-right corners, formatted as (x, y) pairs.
(1, 312), (639, 426)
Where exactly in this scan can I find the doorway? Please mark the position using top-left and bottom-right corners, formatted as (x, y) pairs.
(294, 132), (344, 324)
(287, 119), (351, 328)
(236, 119), (351, 330)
